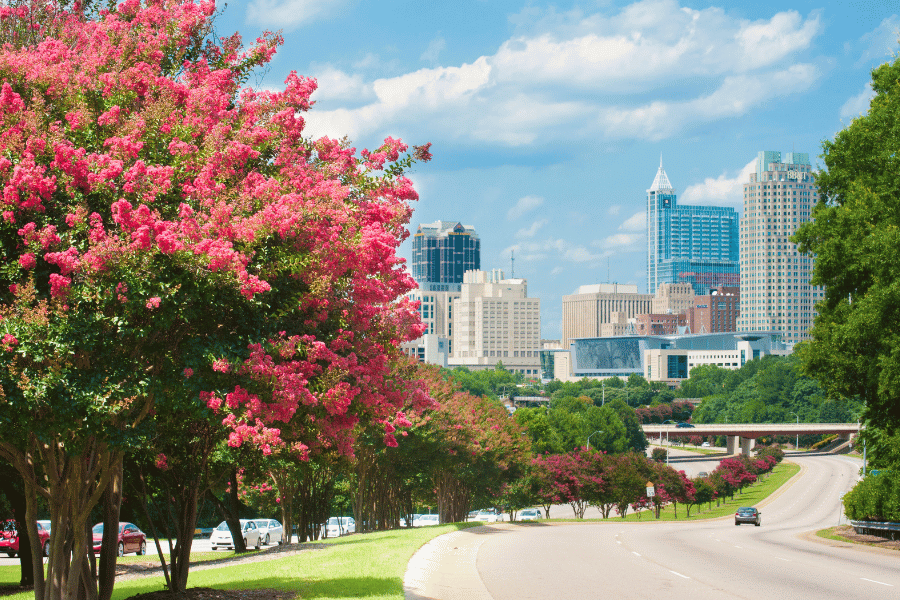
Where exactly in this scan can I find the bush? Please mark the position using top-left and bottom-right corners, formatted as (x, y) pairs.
(843, 470), (900, 522)
(651, 447), (668, 462)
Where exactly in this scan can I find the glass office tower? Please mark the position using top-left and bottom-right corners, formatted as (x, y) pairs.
(647, 160), (739, 296)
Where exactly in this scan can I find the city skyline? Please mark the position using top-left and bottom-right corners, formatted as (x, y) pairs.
(218, 1), (900, 339)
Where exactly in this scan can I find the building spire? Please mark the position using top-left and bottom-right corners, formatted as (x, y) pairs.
(649, 157), (674, 192)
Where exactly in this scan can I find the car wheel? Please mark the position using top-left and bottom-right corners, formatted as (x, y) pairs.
(117, 542), (124, 557)
(264, 534), (270, 545)
(755, 520), (761, 527)
(7, 552), (15, 558)
(278, 534), (283, 545)
(43, 541), (50, 557)
(243, 538), (247, 549)
(255, 537), (260, 550)
(734, 521), (739, 526)
(138, 540), (147, 555)
(211, 546), (217, 551)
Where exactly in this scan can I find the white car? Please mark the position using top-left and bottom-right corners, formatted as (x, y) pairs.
(253, 519), (284, 545)
(518, 508), (541, 521)
(471, 509), (501, 523)
(412, 514), (440, 527)
(322, 517), (355, 538)
(210, 520), (261, 550)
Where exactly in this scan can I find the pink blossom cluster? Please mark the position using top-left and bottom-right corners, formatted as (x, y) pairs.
(0, 0), (433, 463)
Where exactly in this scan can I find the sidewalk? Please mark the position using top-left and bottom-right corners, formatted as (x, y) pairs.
(404, 525), (500, 600)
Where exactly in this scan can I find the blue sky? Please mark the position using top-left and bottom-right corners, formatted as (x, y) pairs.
(218, 0), (898, 340)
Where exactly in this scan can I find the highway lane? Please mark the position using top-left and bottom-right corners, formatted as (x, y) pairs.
(476, 453), (897, 599)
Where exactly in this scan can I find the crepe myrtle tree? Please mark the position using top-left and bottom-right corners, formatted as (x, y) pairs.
(0, 2), (431, 599)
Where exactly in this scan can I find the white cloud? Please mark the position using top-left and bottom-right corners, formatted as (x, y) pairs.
(619, 212), (645, 232)
(308, 67), (373, 103)
(301, 0), (823, 146)
(551, 266), (564, 276)
(681, 159), (756, 209)
(516, 219), (548, 239)
(421, 37), (446, 66)
(507, 195), (545, 220)
(246, 0), (348, 30)
(514, 238), (607, 264)
(857, 15), (900, 66)
(599, 233), (644, 250)
(608, 205), (622, 216)
(840, 82), (876, 119)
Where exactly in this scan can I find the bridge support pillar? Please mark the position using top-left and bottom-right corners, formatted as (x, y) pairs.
(740, 437), (755, 456)
(726, 436), (737, 454)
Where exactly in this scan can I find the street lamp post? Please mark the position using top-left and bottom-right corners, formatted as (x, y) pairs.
(662, 420), (676, 466)
(586, 430), (604, 451)
(789, 412), (799, 450)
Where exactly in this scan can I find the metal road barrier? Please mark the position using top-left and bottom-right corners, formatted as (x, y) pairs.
(850, 520), (900, 540)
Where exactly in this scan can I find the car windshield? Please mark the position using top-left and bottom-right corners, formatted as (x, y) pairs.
(215, 522), (230, 531)
(91, 524), (104, 534)
(2, 521), (15, 533)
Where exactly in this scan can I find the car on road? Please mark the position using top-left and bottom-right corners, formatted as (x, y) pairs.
(676, 422), (695, 428)
(734, 507), (761, 526)
(253, 519), (284, 545)
(92, 522), (146, 556)
(322, 516), (355, 538)
(412, 514), (439, 527)
(518, 509), (541, 521)
(210, 520), (261, 550)
(0, 520), (51, 557)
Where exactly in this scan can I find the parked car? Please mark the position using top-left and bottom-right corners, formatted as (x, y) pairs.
(253, 519), (284, 545)
(697, 471), (709, 478)
(734, 507), (761, 526)
(91, 522), (146, 556)
(0, 519), (51, 557)
(412, 514), (439, 527)
(701, 442), (711, 447)
(210, 520), (261, 550)
(518, 509), (541, 521)
(321, 516), (355, 538)
(470, 509), (501, 523)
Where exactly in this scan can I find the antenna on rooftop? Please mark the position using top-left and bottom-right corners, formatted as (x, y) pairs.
(511, 249), (515, 278)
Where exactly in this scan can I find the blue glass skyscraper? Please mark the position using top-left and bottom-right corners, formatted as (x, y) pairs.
(647, 160), (739, 296)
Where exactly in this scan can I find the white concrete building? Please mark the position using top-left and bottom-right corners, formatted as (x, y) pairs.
(450, 270), (541, 377)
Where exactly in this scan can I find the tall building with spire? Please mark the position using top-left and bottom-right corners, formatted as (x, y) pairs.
(646, 159), (740, 296)
(737, 151), (823, 345)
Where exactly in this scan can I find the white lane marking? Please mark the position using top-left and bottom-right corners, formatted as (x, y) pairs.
(616, 541), (622, 544)
(734, 546), (743, 549)
(670, 570), (690, 579)
(861, 578), (893, 587)
(775, 557), (790, 562)
(632, 552), (641, 557)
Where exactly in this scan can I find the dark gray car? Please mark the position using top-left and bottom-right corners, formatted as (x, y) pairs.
(734, 507), (761, 526)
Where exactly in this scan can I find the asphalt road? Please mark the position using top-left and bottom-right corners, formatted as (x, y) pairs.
(476, 452), (898, 599)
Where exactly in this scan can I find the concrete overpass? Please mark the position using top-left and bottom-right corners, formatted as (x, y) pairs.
(641, 423), (861, 455)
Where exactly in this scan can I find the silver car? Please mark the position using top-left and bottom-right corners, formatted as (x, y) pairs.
(253, 519), (284, 545)
(518, 508), (541, 521)
(210, 520), (261, 550)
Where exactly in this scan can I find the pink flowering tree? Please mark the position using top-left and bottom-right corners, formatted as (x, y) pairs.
(0, 2), (430, 598)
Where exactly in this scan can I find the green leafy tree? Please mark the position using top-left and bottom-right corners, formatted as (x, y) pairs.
(792, 52), (900, 433)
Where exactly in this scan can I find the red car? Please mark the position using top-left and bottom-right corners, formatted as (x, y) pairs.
(91, 522), (147, 556)
(0, 519), (51, 557)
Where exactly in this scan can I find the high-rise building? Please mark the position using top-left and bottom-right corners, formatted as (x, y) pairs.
(737, 151), (824, 344)
(647, 160), (740, 295)
(411, 221), (480, 290)
(450, 269), (541, 377)
(561, 284), (652, 347)
(687, 286), (740, 334)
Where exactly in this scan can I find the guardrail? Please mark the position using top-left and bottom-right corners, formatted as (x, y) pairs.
(850, 520), (900, 540)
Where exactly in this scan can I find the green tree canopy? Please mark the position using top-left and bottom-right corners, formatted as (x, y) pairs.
(793, 52), (900, 432)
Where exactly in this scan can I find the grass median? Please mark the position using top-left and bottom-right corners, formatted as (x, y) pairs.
(0, 524), (480, 600)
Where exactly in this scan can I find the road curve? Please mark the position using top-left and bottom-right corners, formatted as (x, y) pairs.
(407, 453), (899, 599)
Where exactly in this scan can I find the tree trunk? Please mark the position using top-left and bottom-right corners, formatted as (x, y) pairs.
(97, 458), (123, 600)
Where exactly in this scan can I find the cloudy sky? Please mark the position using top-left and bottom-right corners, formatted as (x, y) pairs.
(219, 0), (898, 339)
